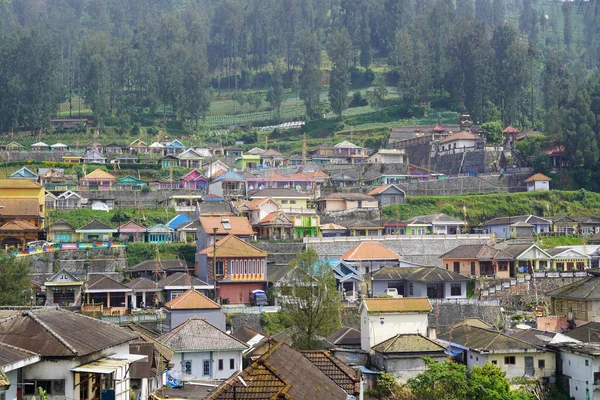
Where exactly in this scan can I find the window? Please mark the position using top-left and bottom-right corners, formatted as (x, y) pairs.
(446, 264), (449, 270)
(427, 283), (443, 299)
(218, 359), (224, 371)
(471, 262), (476, 275)
(244, 261), (248, 274)
(170, 291), (184, 300)
(23, 380), (65, 396)
(491, 360), (497, 365)
(504, 356), (516, 365)
(281, 200), (288, 204)
(409, 283), (414, 296)
(290, 200), (296, 204)
(450, 283), (462, 296)
(230, 358), (235, 369)
(586, 359), (590, 366)
(0, 390), (5, 400)
(470, 355), (473, 359)
(203, 360), (210, 376)
(215, 261), (224, 275)
(538, 359), (545, 369)
(453, 262), (460, 273)
(184, 360), (192, 374)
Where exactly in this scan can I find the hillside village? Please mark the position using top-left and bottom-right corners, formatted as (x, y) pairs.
(1, 113), (600, 400)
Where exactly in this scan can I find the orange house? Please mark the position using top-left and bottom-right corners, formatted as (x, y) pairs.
(198, 235), (268, 305)
(0, 179), (45, 248)
(440, 244), (514, 278)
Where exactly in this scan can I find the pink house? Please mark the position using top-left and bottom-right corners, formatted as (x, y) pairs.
(79, 168), (116, 191)
(180, 169), (208, 191)
(117, 220), (147, 242)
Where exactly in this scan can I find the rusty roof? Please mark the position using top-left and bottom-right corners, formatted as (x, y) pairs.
(0, 178), (42, 189)
(199, 235), (268, 258)
(341, 242), (401, 261)
(0, 342), (39, 369)
(0, 308), (138, 357)
(165, 289), (221, 310)
(199, 216), (254, 236)
(525, 173), (551, 182)
(361, 298), (432, 314)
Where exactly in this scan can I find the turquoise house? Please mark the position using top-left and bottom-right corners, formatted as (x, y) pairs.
(10, 167), (38, 181)
(117, 175), (148, 190)
(146, 224), (174, 244)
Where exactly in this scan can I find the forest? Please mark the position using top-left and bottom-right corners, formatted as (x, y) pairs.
(1, 0), (600, 174)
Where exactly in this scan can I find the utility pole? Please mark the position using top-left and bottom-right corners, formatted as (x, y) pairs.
(212, 227), (218, 301)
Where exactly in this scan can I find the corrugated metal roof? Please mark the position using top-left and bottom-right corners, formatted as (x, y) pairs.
(162, 318), (248, 352)
(362, 298), (432, 314)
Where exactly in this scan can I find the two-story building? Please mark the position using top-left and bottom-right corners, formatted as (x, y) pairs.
(198, 235), (268, 305)
(371, 266), (469, 299)
(0, 178), (45, 248)
(440, 244), (514, 278)
(80, 169), (116, 191)
(315, 193), (378, 213)
(547, 269), (600, 322)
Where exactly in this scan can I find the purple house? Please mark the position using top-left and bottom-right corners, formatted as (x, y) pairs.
(117, 220), (147, 242)
(180, 169), (208, 191)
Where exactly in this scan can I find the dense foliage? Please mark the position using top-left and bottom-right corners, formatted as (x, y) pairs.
(0, 254), (33, 306)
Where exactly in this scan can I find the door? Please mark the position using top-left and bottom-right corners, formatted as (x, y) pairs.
(524, 356), (534, 377)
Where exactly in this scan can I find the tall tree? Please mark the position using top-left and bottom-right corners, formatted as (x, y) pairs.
(563, 1), (573, 51)
(563, 89), (598, 169)
(266, 63), (285, 116)
(327, 29), (354, 117)
(407, 358), (469, 400)
(281, 248), (342, 350)
(298, 32), (322, 120)
(0, 255), (32, 306)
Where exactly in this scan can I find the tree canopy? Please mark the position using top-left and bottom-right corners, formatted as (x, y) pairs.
(0, 254), (32, 306)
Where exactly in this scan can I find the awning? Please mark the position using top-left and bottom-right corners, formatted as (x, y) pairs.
(71, 353), (147, 374)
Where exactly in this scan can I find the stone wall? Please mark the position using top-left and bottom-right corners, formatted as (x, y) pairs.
(307, 236), (493, 266)
(429, 302), (504, 332)
(27, 247), (127, 283)
(230, 314), (263, 332)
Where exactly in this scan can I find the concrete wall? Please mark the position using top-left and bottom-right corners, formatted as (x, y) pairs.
(371, 280), (466, 299)
(168, 309), (226, 331)
(28, 247), (127, 284)
(560, 350), (599, 400)
(467, 350), (555, 380)
(307, 236), (492, 267)
(361, 309), (429, 351)
(173, 350), (242, 381)
(428, 303), (503, 332)
(375, 354), (446, 383)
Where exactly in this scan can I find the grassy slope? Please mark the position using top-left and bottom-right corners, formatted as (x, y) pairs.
(383, 190), (600, 227)
(47, 207), (177, 229)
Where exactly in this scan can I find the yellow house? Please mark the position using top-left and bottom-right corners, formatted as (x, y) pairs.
(546, 248), (590, 271)
(249, 188), (312, 211)
(0, 179), (45, 248)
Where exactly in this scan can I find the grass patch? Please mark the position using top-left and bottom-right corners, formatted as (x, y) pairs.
(383, 190), (600, 227)
(537, 236), (587, 249)
(48, 207), (177, 229)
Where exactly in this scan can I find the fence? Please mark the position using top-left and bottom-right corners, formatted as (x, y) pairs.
(222, 305), (281, 314)
(304, 234), (493, 244)
(101, 311), (166, 324)
(15, 241), (128, 257)
(428, 298), (500, 306)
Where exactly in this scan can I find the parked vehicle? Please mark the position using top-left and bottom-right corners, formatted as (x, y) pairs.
(249, 289), (269, 306)
(385, 288), (404, 298)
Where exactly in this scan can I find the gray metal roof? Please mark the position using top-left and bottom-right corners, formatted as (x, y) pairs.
(371, 266), (468, 282)
(162, 318), (248, 352)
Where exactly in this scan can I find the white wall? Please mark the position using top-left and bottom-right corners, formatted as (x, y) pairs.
(561, 350), (600, 400)
(360, 309), (429, 351)
(174, 350), (243, 381)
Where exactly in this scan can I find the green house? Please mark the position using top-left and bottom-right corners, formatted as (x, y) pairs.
(235, 154), (261, 169)
(146, 224), (173, 244)
(117, 175), (148, 190)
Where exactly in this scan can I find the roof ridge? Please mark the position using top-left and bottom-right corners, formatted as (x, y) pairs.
(24, 310), (79, 355)
(0, 340), (39, 356)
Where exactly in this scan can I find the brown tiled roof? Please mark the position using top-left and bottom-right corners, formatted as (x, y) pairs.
(87, 275), (131, 291)
(362, 298), (432, 314)
(0, 198), (41, 217)
(300, 350), (358, 394)
(341, 242), (401, 261)
(0, 219), (39, 231)
(0, 178), (42, 189)
(162, 318), (248, 352)
(503, 125), (520, 133)
(0, 308), (138, 357)
(199, 216), (254, 236)
(439, 130), (478, 143)
(525, 173), (551, 182)
(207, 341), (348, 400)
(199, 235), (267, 258)
(165, 289), (220, 310)
(440, 244), (513, 260)
(231, 326), (263, 343)
(117, 221), (146, 232)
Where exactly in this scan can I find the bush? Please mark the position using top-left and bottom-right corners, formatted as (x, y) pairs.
(349, 91), (368, 108)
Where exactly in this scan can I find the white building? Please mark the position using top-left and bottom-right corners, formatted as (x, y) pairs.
(553, 342), (600, 400)
(367, 149), (407, 164)
(525, 173), (551, 192)
(438, 131), (479, 154)
(0, 342), (41, 400)
(162, 318), (248, 380)
(359, 298), (432, 352)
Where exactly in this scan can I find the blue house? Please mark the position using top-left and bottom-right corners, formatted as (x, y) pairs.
(167, 213), (191, 230)
(10, 167), (38, 181)
(483, 215), (552, 239)
(165, 139), (186, 155)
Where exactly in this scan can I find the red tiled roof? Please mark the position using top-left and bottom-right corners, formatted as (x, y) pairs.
(525, 173), (551, 182)
(0, 219), (39, 231)
(341, 242), (401, 261)
(503, 125), (520, 133)
(545, 145), (565, 156)
(199, 216), (254, 236)
(368, 184), (393, 195)
(165, 289), (221, 310)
